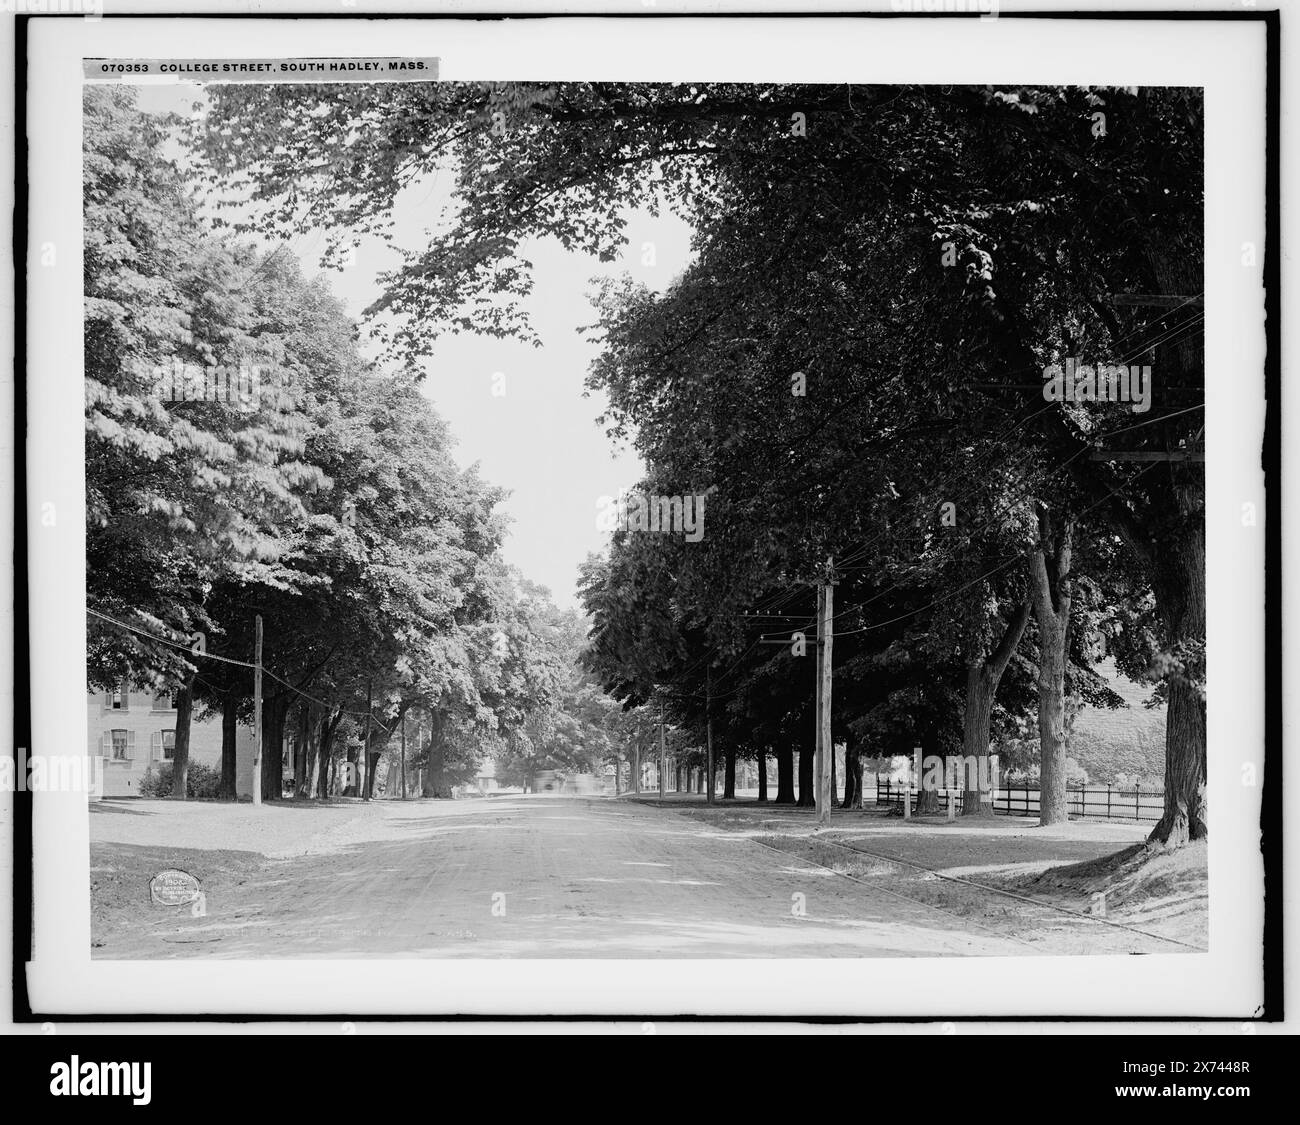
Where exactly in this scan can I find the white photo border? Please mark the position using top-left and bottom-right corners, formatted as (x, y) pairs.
(21, 9), (1269, 1019)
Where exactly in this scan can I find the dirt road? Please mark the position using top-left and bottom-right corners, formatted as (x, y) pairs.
(92, 796), (1063, 958)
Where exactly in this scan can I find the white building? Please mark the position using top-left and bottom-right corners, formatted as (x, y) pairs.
(88, 684), (256, 798)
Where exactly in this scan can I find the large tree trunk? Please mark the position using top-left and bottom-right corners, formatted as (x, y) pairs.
(1057, 442), (1205, 845)
(723, 744), (736, 799)
(260, 694), (289, 801)
(294, 703), (311, 799)
(847, 746), (864, 810)
(842, 743), (857, 809)
(962, 597), (1032, 816)
(301, 711), (321, 799)
(1030, 507), (1073, 826)
(915, 736), (941, 815)
(363, 721), (392, 799)
(960, 667), (995, 816)
(301, 730), (316, 799)
(757, 746), (768, 802)
(364, 751), (377, 798)
(796, 742), (815, 807)
(422, 713), (450, 798)
(1148, 508), (1207, 845)
(775, 743), (795, 804)
(316, 713), (338, 799)
(219, 690), (238, 800)
(170, 677), (194, 799)
(422, 743), (443, 797)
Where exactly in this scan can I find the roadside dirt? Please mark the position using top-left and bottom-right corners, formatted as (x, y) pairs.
(89, 795), (1206, 958)
(657, 799), (1207, 953)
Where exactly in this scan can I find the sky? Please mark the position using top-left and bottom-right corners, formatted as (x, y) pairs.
(132, 80), (696, 608)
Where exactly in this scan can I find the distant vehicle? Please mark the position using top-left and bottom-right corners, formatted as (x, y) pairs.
(533, 769), (560, 794)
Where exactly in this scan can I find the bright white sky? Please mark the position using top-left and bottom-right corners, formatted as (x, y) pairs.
(132, 81), (695, 609)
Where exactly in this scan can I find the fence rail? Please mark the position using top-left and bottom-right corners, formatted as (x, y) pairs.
(873, 778), (1164, 824)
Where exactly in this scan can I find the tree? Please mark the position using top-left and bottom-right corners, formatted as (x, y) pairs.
(198, 82), (1203, 842)
(85, 87), (334, 798)
(1029, 507), (1075, 826)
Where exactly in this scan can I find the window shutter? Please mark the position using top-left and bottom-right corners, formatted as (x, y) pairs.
(151, 732), (162, 760)
(100, 731), (109, 756)
(127, 730), (136, 760)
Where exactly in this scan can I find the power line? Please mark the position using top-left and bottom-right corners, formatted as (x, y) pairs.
(755, 318), (1206, 633)
(88, 607), (391, 729)
(755, 398), (1200, 646)
(629, 391), (1200, 711)
(831, 309), (1203, 577)
(832, 460), (1165, 639)
(87, 608), (256, 669)
(745, 306), (1203, 619)
(757, 398), (1200, 644)
(825, 401), (1205, 632)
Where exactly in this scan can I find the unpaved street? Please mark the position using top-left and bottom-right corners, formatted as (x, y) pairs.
(92, 796), (1060, 958)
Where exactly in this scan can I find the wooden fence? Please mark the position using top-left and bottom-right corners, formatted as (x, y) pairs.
(873, 777), (1164, 824)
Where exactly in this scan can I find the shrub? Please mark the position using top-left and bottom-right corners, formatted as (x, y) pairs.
(139, 759), (222, 799)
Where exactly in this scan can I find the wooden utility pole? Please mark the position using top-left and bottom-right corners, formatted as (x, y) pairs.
(362, 678), (373, 800)
(634, 741), (641, 795)
(400, 710), (407, 800)
(817, 564), (835, 826)
(706, 665), (715, 805)
(252, 614), (263, 806)
(658, 696), (666, 800)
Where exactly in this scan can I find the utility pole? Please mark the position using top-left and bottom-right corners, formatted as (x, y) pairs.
(252, 614), (263, 806)
(634, 740), (641, 795)
(817, 561), (836, 826)
(756, 565), (834, 819)
(362, 678), (373, 800)
(706, 664), (715, 805)
(658, 695), (666, 800)
(400, 709), (407, 800)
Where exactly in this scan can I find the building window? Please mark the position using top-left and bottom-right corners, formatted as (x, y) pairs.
(153, 692), (177, 711)
(161, 730), (176, 761)
(110, 685), (126, 710)
(110, 730), (129, 760)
